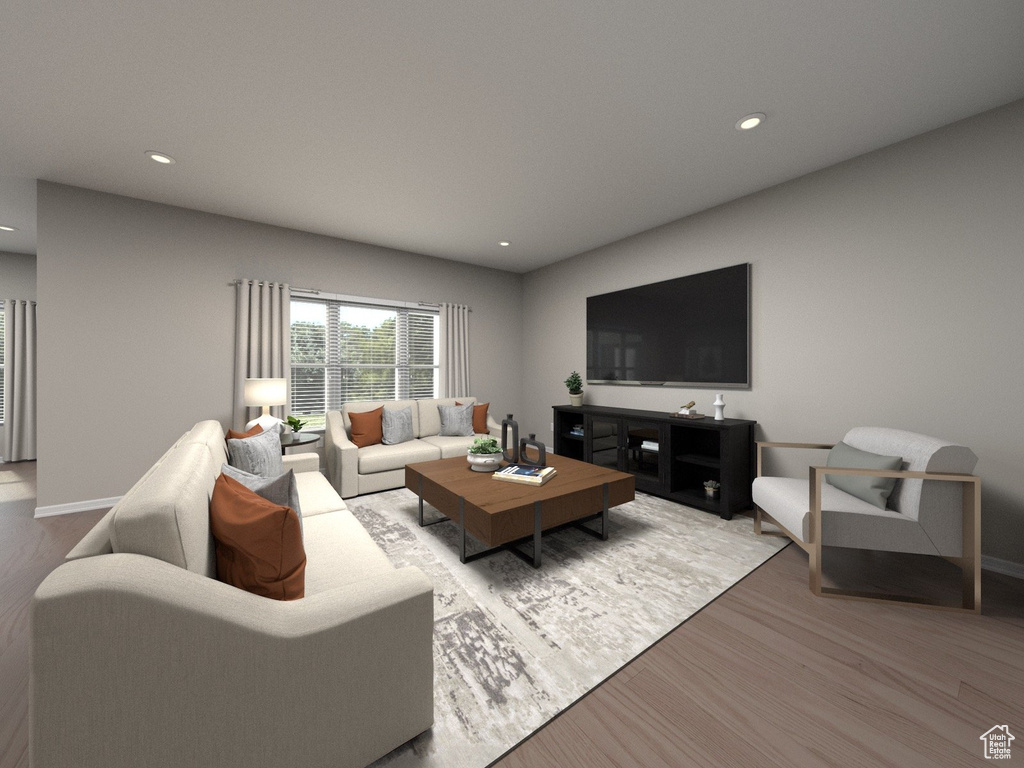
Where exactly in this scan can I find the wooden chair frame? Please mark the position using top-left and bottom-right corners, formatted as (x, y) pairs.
(754, 441), (981, 613)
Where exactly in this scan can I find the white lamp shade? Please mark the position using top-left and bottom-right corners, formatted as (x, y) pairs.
(243, 378), (288, 407)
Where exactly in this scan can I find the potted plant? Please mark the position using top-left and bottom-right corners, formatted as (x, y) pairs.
(286, 415), (308, 433)
(704, 479), (720, 499)
(565, 370), (584, 407)
(467, 436), (503, 472)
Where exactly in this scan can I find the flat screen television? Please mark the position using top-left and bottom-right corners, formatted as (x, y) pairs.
(586, 263), (750, 389)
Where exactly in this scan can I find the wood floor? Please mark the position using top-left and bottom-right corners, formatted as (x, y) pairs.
(2, 462), (1022, 768)
(495, 546), (1024, 768)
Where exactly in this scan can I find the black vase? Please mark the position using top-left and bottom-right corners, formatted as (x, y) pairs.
(501, 414), (519, 463)
(519, 433), (547, 467)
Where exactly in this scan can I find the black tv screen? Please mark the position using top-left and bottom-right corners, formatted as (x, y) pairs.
(586, 263), (750, 388)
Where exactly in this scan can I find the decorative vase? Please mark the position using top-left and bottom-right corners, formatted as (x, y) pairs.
(501, 414), (520, 463)
(518, 433), (547, 467)
(713, 393), (725, 421)
(467, 451), (503, 472)
(569, 392), (584, 407)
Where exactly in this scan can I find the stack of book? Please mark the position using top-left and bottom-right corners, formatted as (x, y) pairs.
(641, 440), (659, 452)
(492, 464), (558, 486)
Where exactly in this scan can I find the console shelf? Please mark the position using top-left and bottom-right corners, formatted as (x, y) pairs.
(553, 404), (755, 519)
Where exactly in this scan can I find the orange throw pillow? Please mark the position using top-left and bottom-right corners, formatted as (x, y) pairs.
(349, 406), (384, 448)
(225, 424), (264, 441)
(209, 473), (306, 600)
(457, 401), (490, 434)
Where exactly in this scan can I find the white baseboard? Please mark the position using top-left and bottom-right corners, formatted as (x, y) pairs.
(35, 496), (122, 518)
(982, 555), (1024, 581)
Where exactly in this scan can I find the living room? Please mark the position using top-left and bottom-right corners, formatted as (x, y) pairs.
(2, 2), (1024, 767)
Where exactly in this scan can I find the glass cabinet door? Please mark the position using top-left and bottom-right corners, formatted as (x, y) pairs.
(587, 417), (621, 470)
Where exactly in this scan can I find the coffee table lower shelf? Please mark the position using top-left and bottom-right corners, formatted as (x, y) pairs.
(417, 484), (611, 568)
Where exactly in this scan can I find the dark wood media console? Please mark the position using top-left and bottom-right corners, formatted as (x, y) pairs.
(552, 404), (756, 519)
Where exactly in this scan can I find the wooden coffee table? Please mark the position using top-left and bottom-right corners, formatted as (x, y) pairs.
(404, 453), (634, 567)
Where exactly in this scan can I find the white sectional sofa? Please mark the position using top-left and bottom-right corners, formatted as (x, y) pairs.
(31, 420), (434, 768)
(325, 396), (500, 498)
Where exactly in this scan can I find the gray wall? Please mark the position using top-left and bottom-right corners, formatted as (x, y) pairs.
(36, 183), (522, 507)
(520, 99), (1024, 565)
(0, 251), (36, 300)
(0, 251), (37, 453)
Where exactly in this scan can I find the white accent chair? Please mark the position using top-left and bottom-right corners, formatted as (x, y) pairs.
(752, 427), (981, 611)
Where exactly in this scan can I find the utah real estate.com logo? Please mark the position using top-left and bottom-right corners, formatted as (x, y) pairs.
(980, 725), (1014, 760)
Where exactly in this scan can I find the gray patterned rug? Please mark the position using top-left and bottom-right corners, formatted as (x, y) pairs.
(348, 489), (787, 768)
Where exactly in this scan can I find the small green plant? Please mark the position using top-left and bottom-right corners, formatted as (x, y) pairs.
(469, 436), (502, 455)
(286, 415), (308, 433)
(564, 371), (583, 394)
(703, 480), (721, 490)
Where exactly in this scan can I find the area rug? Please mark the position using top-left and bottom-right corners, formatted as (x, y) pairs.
(348, 488), (787, 768)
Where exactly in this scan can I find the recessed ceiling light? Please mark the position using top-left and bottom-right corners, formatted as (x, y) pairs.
(145, 150), (176, 164)
(735, 113), (766, 131)
(499, 241), (510, 247)
(0, 225), (17, 232)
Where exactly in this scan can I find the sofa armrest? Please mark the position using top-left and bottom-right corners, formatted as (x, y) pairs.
(486, 414), (502, 439)
(32, 554), (433, 768)
(325, 411), (360, 498)
(283, 451), (320, 474)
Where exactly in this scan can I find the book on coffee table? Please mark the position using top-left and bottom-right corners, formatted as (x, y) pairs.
(493, 464), (558, 486)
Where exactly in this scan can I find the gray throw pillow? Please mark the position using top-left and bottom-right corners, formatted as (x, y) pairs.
(227, 428), (283, 478)
(825, 441), (903, 509)
(382, 406), (414, 445)
(220, 464), (302, 531)
(438, 403), (474, 437)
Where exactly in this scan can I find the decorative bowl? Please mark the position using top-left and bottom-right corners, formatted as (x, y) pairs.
(467, 451), (503, 472)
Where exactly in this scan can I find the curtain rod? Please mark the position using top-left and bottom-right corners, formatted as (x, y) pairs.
(229, 280), (470, 312)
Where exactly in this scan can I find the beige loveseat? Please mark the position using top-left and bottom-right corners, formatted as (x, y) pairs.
(31, 420), (434, 768)
(325, 396), (500, 498)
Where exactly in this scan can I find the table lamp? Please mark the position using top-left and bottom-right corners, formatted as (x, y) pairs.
(243, 377), (288, 432)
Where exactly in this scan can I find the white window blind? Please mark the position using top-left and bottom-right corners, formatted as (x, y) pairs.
(290, 297), (439, 428)
(0, 306), (5, 424)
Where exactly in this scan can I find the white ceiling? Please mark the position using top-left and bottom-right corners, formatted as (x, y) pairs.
(2, 0), (1023, 271)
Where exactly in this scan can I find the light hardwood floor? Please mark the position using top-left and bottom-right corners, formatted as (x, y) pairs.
(3, 465), (1022, 768)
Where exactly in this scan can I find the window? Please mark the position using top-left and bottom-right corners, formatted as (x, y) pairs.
(0, 306), (4, 424)
(290, 297), (439, 429)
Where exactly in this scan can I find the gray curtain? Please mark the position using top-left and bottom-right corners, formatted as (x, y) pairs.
(439, 302), (470, 398)
(233, 281), (291, 428)
(3, 300), (37, 462)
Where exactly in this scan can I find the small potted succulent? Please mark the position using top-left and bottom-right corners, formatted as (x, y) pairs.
(565, 370), (584, 407)
(467, 436), (503, 472)
(704, 479), (721, 499)
(286, 415), (308, 433)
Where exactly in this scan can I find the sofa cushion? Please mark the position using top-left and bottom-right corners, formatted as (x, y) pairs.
(825, 441), (902, 509)
(110, 443), (216, 576)
(300, 510), (396, 595)
(225, 424), (263, 441)
(421, 434), (481, 459)
(227, 428), (283, 477)
(438, 403), (474, 436)
(221, 464), (302, 521)
(457, 401), (490, 434)
(349, 406), (384, 448)
(295, 471), (348, 517)
(382, 406), (415, 445)
(753, 476), (946, 555)
(210, 474), (306, 600)
(344, 400), (419, 440)
(417, 397), (474, 438)
(359, 439), (441, 474)
(753, 476), (897, 542)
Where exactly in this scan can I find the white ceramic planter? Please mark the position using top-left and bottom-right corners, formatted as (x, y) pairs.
(569, 392), (584, 407)
(467, 451), (503, 472)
